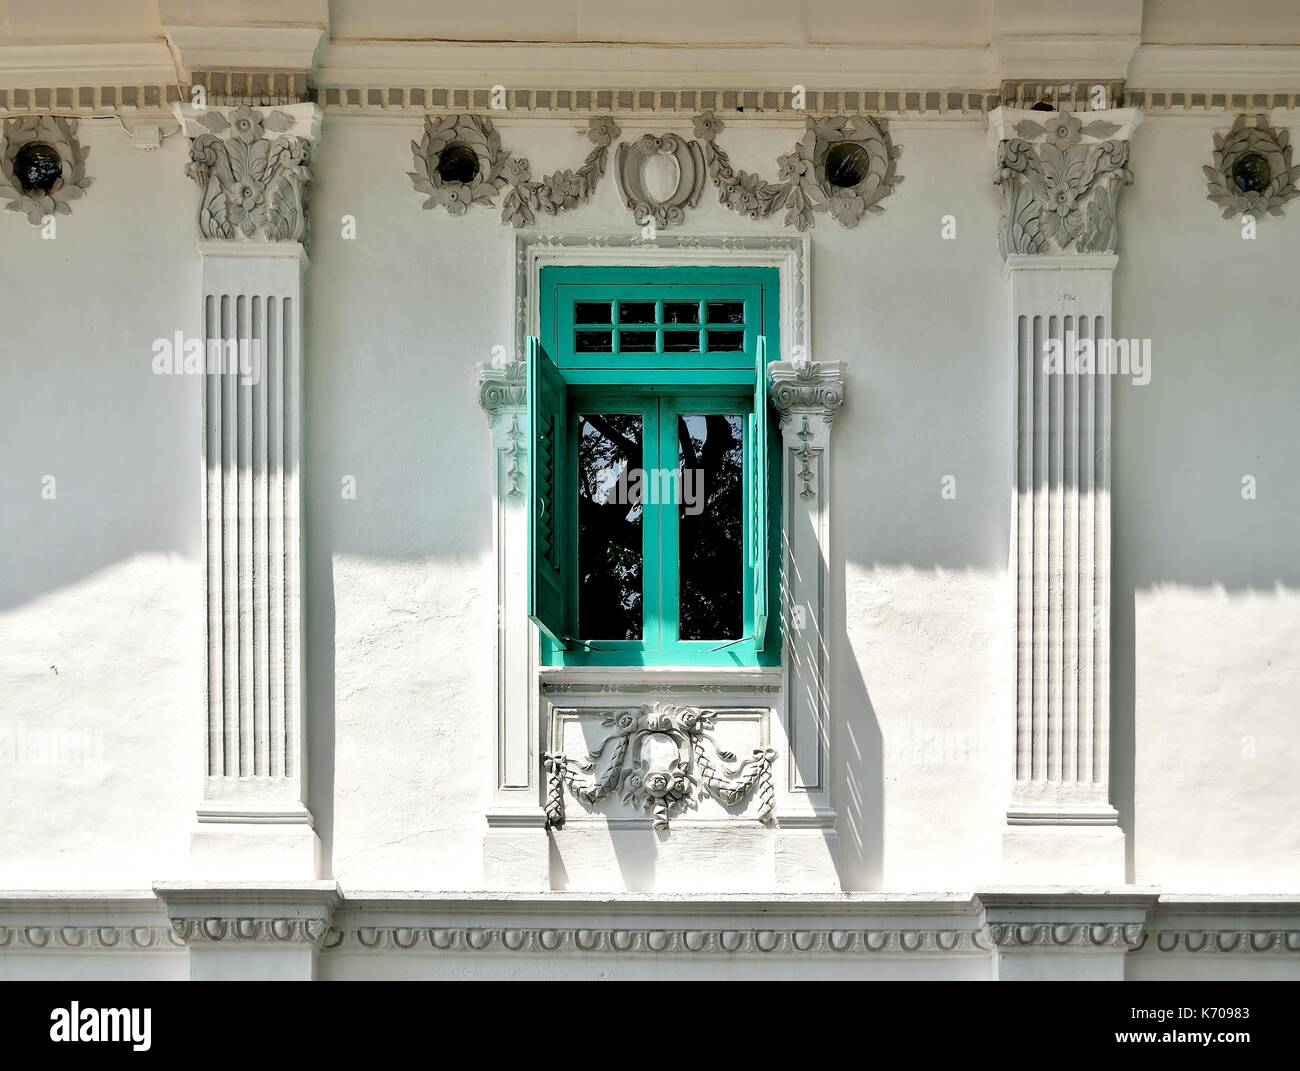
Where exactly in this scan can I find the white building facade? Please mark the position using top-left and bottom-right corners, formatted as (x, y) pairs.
(1, 1), (1298, 982)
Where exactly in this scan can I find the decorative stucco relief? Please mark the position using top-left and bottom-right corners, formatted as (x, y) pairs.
(182, 105), (314, 241)
(694, 110), (901, 229)
(544, 703), (776, 830)
(614, 132), (707, 227)
(1204, 115), (1299, 221)
(170, 917), (331, 945)
(323, 926), (994, 955)
(0, 115), (92, 226)
(994, 112), (1132, 256)
(769, 359), (847, 427)
(409, 113), (621, 226)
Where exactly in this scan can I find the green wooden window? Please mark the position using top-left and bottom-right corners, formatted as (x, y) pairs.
(528, 266), (779, 667)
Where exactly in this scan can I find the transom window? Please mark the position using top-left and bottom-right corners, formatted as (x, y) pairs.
(529, 266), (780, 667)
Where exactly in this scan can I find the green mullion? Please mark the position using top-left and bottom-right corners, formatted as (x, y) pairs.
(642, 398), (664, 653)
(657, 397), (681, 651)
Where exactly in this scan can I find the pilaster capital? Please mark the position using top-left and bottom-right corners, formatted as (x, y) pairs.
(768, 360), (846, 430)
(173, 102), (321, 243)
(477, 359), (527, 418)
(989, 106), (1142, 258)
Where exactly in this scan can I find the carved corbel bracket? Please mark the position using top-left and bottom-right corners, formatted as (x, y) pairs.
(1204, 114), (1300, 221)
(769, 360), (846, 428)
(544, 703), (777, 830)
(694, 111), (901, 230)
(174, 102), (320, 242)
(990, 107), (1141, 257)
(0, 115), (92, 227)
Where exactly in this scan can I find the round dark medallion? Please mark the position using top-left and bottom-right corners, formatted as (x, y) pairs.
(13, 142), (62, 193)
(824, 142), (871, 190)
(436, 143), (480, 185)
(1231, 152), (1271, 194)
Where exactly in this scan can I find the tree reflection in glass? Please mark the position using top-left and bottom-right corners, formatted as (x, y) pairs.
(577, 413), (643, 639)
(679, 414), (744, 640)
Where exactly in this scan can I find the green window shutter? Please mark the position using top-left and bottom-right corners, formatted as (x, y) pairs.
(527, 336), (569, 646)
(751, 335), (770, 651)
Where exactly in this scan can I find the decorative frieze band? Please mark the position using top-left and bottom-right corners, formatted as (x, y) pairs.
(986, 922), (1145, 950)
(323, 926), (993, 955)
(0, 926), (182, 951)
(170, 917), (330, 946)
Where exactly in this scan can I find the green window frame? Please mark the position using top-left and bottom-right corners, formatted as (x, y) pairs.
(529, 266), (780, 668)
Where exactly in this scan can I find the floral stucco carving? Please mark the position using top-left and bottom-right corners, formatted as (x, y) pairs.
(183, 105), (313, 241)
(0, 116), (92, 226)
(1203, 115), (1299, 221)
(544, 703), (776, 830)
(409, 113), (620, 226)
(994, 112), (1132, 256)
(501, 116), (620, 227)
(694, 111), (901, 230)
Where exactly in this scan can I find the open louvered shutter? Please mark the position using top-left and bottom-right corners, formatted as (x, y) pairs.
(751, 335), (770, 650)
(527, 336), (568, 646)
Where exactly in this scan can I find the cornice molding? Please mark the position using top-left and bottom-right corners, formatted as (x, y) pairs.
(0, 925), (182, 951)
(985, 922), (1144, 950)
(164, 24), (326, 76)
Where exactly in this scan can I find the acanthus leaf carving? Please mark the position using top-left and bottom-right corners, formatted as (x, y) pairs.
(994, 111), (1133, 257)
(544, 703), (776, 830)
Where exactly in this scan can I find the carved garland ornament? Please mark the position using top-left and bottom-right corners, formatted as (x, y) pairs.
(544, 703), (776, 830)
(409, 114), (620, 227)
(694, 111), (901, 230)
(184, 105), (312, 241)
(994, 113), (1131, 256)
(0, 116), (92, 226)
(1204, 115), (1300, 221)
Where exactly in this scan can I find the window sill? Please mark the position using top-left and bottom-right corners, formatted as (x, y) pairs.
(538, 665), (784, 692)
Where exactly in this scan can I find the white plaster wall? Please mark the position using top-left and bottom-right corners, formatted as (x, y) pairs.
(1114, 114), (1300, 892)
(0, 124), (201, 888)
(2, 108), (1296, 899)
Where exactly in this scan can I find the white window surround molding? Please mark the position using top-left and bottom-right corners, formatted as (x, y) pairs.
(476, 231), (844, 892)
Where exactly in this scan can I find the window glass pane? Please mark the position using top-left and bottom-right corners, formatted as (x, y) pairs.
(706, 330), (744, 352)
(678, 414), (744, 640)
(618, 330), (656, 353)
(663, 301), (700, 324)
(577, 414), (644, 640)
(618, 302), (656, 325)
(574, 302), (612, 324)
(706, 301), (744, 324)
(663, 330), (701, 353)
(575, 330), (612, 353)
